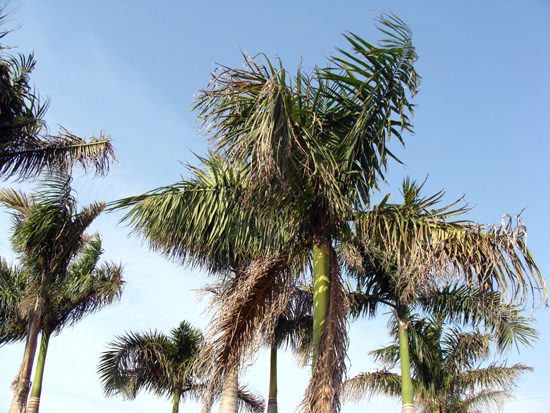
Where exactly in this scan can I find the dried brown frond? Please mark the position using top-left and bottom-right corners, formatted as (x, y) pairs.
(196, 250), (307, 409)
(301, 247), (349, 413)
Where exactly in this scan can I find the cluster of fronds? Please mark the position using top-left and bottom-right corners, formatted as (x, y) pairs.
(196, 252), (307, 406)
(0, 16), (115, 181)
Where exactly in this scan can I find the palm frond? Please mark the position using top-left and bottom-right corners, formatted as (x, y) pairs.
(0, 129), (116, 181)
(111, 156), (296, 274)
(98, 330), (180, 400)
(0, 258), (31, 345)
(236, 385), (265, 413)
(342, 370), (402, 402)
(196, 251), (303, 400)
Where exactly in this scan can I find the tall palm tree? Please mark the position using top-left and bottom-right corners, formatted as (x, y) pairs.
(97, 321), (265, 413)
(114, 14), (421, 412)
(113, 14), (544, 412)
(344, 314), (534, 412)
(0, 172), (107, 412)
(0, 9), (115, 181)
(344, 179), (544, 412)
(0, 234), (125, 413)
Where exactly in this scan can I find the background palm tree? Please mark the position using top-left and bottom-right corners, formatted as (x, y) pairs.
(344, 314), (534, 412)
(344, 178), (544, 412)
(0, 234), (125, 413)
(98, 321), (265, 413)
(0, 172), (107, 412)
(0, 8), (115, 181)
(266, 285), (312, 413)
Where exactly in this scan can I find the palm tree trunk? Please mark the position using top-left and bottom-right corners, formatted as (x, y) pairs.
(312, 242), (330, 370)
(10, 271), (49, 413)
(267, 344), (278, 413)
(218, 369), (238, 413)
(172, 389), (181, 413)
(27, 331), (50, 413)
(398, 318), (414, 413)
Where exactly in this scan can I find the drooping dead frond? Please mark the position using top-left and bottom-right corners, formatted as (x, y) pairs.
(197, 250), (306, 409)
(236, 385), (266, 413)
(301, 247), (349, 413)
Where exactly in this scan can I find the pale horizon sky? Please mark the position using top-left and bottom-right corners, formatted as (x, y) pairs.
(0, 1), (549, 412)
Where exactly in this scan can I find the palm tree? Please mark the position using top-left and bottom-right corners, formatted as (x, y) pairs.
(0, 9), (115, 181)
(113, 14), (544, 412)
(344, 314), (534, 412)
(98, 321), (265, 413)
(0, 234), (125, 413)
(0, 172), (107, 412)
(114, 14), (420, 412)
(344, 179), (544, 412)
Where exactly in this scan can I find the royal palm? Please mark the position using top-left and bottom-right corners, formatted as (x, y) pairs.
(115, 14), (420, 412)
(0, 172), (107, 412)
(0, 234), (124, 412)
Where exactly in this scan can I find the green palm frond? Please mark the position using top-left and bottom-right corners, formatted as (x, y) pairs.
(418, 283), (538, 353)
(112, 155), (297, 275)
(0, 258), (30, 345)
(350, 178), (546, 305)
(98, 330), (177, 400)
(455, 363), (533, 394)
(0, 32), (116, 181)
(343, 370), (402, 402)
(0, 129), (116, 181)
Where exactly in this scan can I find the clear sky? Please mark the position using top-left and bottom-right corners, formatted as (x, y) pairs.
(0, 1), (549, 412)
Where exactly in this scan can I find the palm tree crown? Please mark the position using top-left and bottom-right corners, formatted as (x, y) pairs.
(0, 9), (115, 181)
(98, 321), (265, 413)
(345, 315), (534, 413)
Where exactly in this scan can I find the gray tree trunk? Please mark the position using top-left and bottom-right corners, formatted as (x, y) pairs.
(218, 369), (239, 413)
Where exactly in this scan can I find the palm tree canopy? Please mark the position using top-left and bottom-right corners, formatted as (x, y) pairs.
(345, 179), (546, 307)
(0, 234), (125, 345)
(0, 172), (106, 278)
(98, 321), (265, 412)
(344, 317), (533, 412)
(98, 321), (204, 401)
(0, 10), (115, 181)
(194, 14), (420, 234)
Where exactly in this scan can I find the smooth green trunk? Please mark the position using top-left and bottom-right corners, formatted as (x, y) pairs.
(27, 331), (50, 413)
(312, 243), (330, 370)
(398, 319), (414, 413)
(267, 344), (278, 413)
(172, 389), (180, 413)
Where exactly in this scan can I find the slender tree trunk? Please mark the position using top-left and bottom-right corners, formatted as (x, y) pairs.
(10, 271), (50, 413)
(312, 242), (330, 370)
(218, 369), (238, 413)
(267, 344), (278, 413)
(27, 332), (50, 413)
(172, 389), (181, 413)
(398, 318), (414, 413)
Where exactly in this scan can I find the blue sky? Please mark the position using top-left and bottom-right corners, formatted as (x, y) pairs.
(0, 1), (549, 412)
